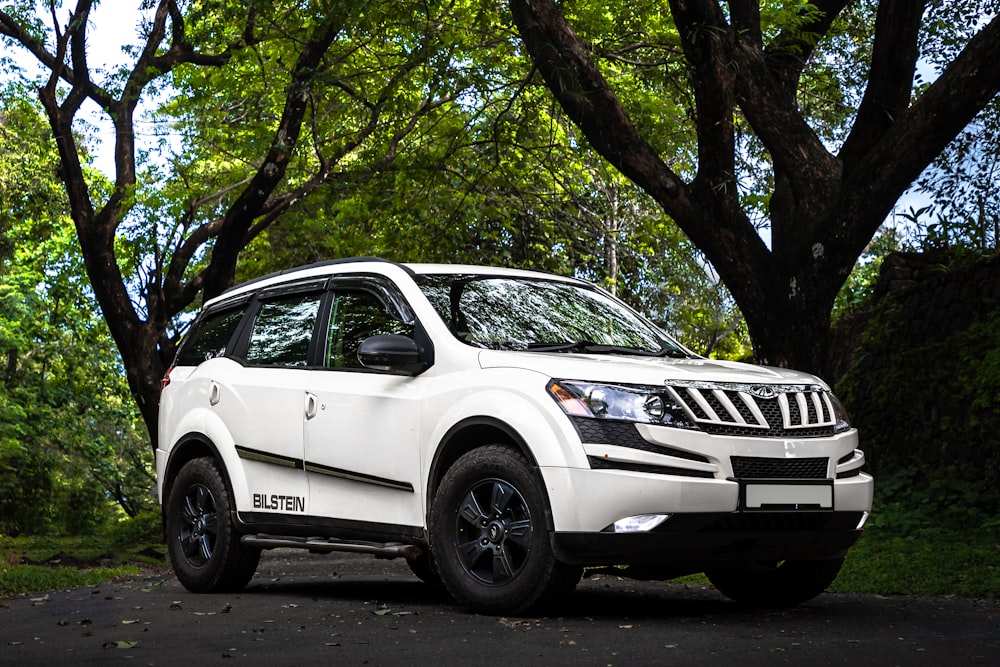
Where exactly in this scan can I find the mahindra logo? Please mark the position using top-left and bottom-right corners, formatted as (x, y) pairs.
(749, 385), (778, 399)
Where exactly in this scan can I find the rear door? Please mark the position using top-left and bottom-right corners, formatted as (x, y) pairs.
(221, 284), (325, 521)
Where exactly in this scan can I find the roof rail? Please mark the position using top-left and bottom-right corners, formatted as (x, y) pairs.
(219, 256), (410, 296)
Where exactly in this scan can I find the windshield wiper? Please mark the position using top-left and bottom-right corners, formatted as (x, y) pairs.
(526, 340), (689, 358)
(655, 345), (690, 359)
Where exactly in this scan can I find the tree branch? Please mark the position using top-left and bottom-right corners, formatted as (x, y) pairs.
(665, 0), (739, 204)
(507, 0), (689, 212)
(199, 16), (343, 298)
(841, 13), (1000, 257)
(839, 0), (925, 173)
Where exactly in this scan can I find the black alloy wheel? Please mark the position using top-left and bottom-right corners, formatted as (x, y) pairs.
(430, 444), (581, 615)
(165, 457), (260, 593)
(453, 476), (533, 586)
(177, 482), (219, 568)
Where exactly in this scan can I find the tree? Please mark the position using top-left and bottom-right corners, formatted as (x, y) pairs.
(1, 89), (152, 533)
(912, 99), (1000, 251)
(508, 0), (1000, 375)
(0, 0), (474, 450)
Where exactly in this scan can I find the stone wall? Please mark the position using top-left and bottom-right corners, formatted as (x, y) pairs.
(831, 250), (1000, 488)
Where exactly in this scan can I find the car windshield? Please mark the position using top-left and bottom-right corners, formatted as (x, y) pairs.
(415, 274), (688, 356)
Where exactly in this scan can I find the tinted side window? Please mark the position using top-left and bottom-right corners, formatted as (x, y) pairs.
(245, 294), (322, 367)
(176, 308), (245, 366)
(325, 290), (412, 368)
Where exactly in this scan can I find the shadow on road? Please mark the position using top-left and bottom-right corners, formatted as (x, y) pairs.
(236, 553), (857, 623)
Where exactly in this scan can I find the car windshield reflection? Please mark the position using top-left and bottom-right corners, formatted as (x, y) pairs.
(415, 274), (688, 357)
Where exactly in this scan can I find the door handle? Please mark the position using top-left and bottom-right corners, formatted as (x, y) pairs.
(305, 393), (318, 420)
(210, 382), (221, 406)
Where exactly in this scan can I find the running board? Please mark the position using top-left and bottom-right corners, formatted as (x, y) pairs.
(241, 534), (422, 559)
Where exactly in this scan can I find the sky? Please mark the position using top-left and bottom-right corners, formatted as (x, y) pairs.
(6, 2), (154, 177)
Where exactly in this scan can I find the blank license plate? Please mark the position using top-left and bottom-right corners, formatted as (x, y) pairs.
(743, 482), (833, 510)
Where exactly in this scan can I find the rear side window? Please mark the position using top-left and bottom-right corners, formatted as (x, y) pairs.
(176, 308), (246, 366)
(245, 294), (323, 367)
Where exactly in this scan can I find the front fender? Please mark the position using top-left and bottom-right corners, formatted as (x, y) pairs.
(425, 368), (586, 472)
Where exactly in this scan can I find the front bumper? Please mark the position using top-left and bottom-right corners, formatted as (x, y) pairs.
(551, 510), (866, 571)
(540, 421), (874, 571)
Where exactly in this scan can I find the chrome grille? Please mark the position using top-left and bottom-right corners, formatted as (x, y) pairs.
(665, 382), (837, 436)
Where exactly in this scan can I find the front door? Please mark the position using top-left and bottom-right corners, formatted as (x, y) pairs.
(303, 285), (425, 530)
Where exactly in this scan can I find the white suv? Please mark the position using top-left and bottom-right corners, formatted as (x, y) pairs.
(157, 258), (873, 614)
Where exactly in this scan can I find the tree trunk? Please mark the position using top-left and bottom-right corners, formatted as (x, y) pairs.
(508, 0), (1000, 377)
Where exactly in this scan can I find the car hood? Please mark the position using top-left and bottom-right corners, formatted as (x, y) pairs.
(477, 349), (828, 389)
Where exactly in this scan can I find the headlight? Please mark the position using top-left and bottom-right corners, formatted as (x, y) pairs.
(828, 392), (852, 433)
(547, 380), (693, 427)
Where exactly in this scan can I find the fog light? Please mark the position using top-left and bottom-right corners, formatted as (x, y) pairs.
(613, 514), (671, 533)
(856, 511), (870, 530)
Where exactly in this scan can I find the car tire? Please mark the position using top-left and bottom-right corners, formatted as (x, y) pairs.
(429, 444), (582, 615)
(706, 558), (844, 607)
(165, 456), (261, 593)
(405, 550), (443, 587)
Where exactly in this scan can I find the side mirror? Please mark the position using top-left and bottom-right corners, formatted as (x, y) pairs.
(357, 335), (430, 375)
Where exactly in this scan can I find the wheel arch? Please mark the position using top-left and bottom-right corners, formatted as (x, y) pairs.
(161, 434), (238, 531)
(427, 417), (546, 523)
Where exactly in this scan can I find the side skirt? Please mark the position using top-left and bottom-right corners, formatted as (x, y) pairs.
(236, 511), (426, 549)
(240, 533), (423, 560)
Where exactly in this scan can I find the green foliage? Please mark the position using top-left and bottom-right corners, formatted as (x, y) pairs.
(104, 511), (164, 548)
(832, 470), (1000, 598)
(0, 513), (165, 597)
(0, 90), (154, 535)
(0, 563), (142, 598)
(837, 296), (1000, 490)
(214, 1), (743, 355)
(0, 446), (55, 536)
(834, 250), (1000, 546)
(833, 225), (905, 317)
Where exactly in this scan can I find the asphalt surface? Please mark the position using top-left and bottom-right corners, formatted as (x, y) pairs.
(2, 550), (998, 666)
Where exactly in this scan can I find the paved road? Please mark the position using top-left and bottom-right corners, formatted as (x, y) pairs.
(2, 550), (997, 666)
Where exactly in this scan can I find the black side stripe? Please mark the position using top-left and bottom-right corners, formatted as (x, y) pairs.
(236, 446), (303, 470)
(235, 445), (413, 492)
(304, 461), (414, 492)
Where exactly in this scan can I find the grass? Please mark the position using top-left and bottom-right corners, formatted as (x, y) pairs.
(833, 526), (1000, 598)
(0, 511), (167, 598)
(1, 480), (998, 600)
(831, 474), (1000, 598)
